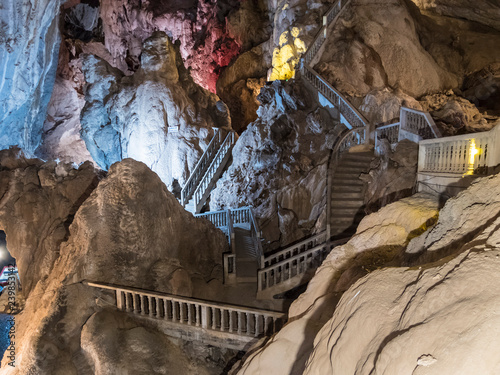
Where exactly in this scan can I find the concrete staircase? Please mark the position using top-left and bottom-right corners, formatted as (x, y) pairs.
(234, 226), (259, 282)
(330, 151), (373, 239)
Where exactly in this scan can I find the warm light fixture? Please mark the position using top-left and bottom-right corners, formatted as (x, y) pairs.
(465, 139), (479, 176)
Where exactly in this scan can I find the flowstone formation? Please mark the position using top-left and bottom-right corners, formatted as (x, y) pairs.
(211, 80), (339, 250)
(0, 152), (229, 374)
(80, 32), (231, 190)
(234, 174), (500, 375)
(0, 0), (63, 155)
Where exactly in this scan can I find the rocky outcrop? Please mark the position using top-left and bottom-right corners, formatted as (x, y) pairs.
(362, 139), (419, 213)
(235, 171), (500, 375)
(406, 173), (500, 264)
(0, 0), (63, 155)
(0, 153), (228, 373)
(98, 0), (270, 93)
(316, 0), (500, 123)
(303, 247), (500, 374)
(80, 32), (231, 190)
(235, 193), (440, 374)
(211, 80), (338, 249)
(0, 148), (99, 294)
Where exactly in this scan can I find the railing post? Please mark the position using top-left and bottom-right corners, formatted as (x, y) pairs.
(116, 289), (124, 309)
(201, 305), (208, 329)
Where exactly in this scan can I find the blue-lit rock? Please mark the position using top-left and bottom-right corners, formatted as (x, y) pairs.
(0, 0), (62, 156)
(80, 32), (231, 190)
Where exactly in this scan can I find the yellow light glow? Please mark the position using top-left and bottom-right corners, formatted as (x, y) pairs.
(465, 139), (479, 175)
(269, 29), (305, 81)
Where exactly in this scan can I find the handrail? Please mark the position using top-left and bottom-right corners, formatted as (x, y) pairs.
(418, 125), (500, 175)
(299, 0), (370, 132)
(248, 207), (264, 267)
(262, 231), (327, 268)
(181, 128), (223, 206)
(302, 65), (369, 129)
(86, 281), (285, 337)
(192, 130), (235, 212)
(331, 127), (367, 167)
(400, 107), (441, 139)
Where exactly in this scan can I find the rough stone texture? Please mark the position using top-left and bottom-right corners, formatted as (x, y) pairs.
(410, 0), (500, 32)
(303, 248), (500, 374)
(362, 139), (419, 213)
(0, 154), (228, 374)
(80, 32), (231, 190)
(316, 0), (500, 113)
(98, 0), (270, 93)
(0, 148), (99, 294)
(406, 173), (500, 263)
(0, 0), (63, 155)
(359, 88), (421, 125)
(235, 193), (439, 375)
(419, 91), (497, 135)
(80, 310), (223, 375)
(211, 80), (337, 250)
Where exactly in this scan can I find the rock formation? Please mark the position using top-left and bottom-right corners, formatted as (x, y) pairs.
(0, 152), (229, 373)
(211, 80), (339, 249)
(80, 32), (231, 190)
(234, 173), (500, 375)
(0, 0), (63, 155)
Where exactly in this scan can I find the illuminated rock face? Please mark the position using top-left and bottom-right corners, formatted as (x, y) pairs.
(211, 80), (338, 249)
(235, 174), (500, 374)
(80, 32), (231, 190)
(0, 0), (63, 156)
(98, 0), (267, 93)
(0, 154), (228, 373)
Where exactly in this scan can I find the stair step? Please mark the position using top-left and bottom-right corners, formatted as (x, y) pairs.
(331, 180), (364, 187)
(331, 192), (364, 199)
(331, 185), (364, 193)
(334, 172), (364, 179)
(335, 167), (369, 174)
(331, 199), (365, 207)
(332, 207), (365, 216)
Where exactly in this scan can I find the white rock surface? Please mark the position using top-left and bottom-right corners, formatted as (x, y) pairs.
(236, 193), (440, 375)
(0, 0), (63, 155)
(80, 32), (231, 190)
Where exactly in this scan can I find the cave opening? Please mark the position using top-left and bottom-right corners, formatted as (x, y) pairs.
(0, 231), (17, 362)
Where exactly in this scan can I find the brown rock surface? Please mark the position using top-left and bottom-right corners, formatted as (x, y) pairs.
(0, 154), (228, 373)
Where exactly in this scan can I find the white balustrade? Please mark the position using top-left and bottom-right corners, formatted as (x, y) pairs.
(418, 126), (500, 176)
(400, 107), (441, 139)
(257, 237), (347, 292)
(87, 282), (284, 338)
(258, 243), (329, 292)
(262, 231), (327, 268)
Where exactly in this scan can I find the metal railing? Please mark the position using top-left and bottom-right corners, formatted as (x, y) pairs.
(375, 122), (400, 146)
(181, 129), (224, 206)
(87, 282), (285, 338)
(401, 107), (441, 139)
(196, 206), (264, 274)
(300, 0), (370, 132)
(192, 131), (236, 212)
(418, 125), (500, 175)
